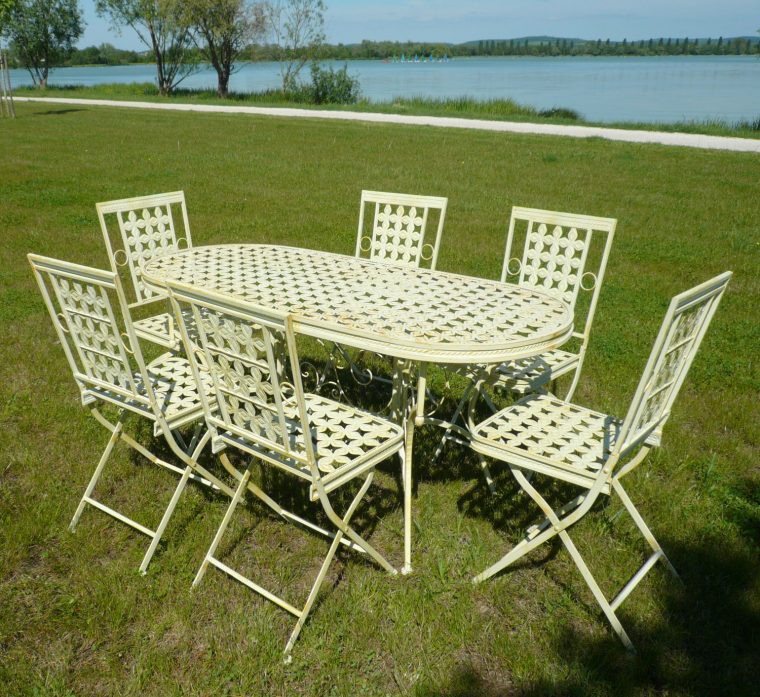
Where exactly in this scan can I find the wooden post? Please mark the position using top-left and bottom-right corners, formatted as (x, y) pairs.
(0, 49), (15, 119)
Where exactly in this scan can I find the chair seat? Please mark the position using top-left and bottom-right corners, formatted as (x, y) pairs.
(493, 349), (580, 394)
(447, 349), (579, 393)
(87, 354), (210, 431)
(216, 393), (404, 492)
(471, 393), (621, 490)
(134, 309), (198, 351)
(303, 394), (404, 473)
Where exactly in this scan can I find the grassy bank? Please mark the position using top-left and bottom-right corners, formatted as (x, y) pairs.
(13, 82), (760, 138)
(1, 101), (759, 696)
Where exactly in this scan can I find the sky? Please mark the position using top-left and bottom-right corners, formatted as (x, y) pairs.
(80, 0), (760, 50)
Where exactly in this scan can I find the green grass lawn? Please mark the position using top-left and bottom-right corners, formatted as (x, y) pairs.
(1, 101), (759, 696)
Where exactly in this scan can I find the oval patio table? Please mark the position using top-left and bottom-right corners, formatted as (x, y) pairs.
(141, 244), (574, 571)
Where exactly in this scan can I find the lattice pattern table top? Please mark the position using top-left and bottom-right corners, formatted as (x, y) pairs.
(142, 245), (573, 364)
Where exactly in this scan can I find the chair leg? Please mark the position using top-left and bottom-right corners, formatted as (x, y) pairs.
(283, 474), (381, 660)
(193, 465), (252, 587)
(197, 460), (394, 661)
(477, 456), (497, 494)
(139, 464), (192, 574)
(612, 479), (680, 581)
(474, 466), (580, 581)
(70, 413), (125, 532)
(140, 428), (215, 574)
(72, 409), (211, 573)
(432, 384), (471, 460)
(317, 471), (397, 576)
(282, 516), (345, 662)
(558, 529), (635, 652)
(472, 388), (498, 493)
(563, 363), (583, 402)
(187, 421), (203, 454)
(475, 463), (678, 652)
(474, 519), (562, 583)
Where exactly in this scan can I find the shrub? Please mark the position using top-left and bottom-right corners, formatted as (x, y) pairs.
(307, 63), (361, 104)
(538, 107), (580, 120)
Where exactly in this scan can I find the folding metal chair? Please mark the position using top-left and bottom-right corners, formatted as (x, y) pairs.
(317, 190), (448, 406)
(435, 207), (616, 490)
(494, 207), (616, 398)
(97, 191), (195, 350)
(355, 190), (448, 270)
(468, 272), (731, 650)
(167, 279), (405, 661)
(28, 254), (233, 574)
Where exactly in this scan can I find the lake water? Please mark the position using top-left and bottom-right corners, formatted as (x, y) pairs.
(9, 55), (760, 124)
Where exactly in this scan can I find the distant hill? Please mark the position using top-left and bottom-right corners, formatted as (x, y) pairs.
(460, 35), (760, 46)
(460, 36), (586, 47)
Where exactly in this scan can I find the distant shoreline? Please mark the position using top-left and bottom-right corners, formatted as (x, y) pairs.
(7, 53), (760, 71)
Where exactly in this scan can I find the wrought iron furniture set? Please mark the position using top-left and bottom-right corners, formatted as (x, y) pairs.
(29, 189), (731, 660)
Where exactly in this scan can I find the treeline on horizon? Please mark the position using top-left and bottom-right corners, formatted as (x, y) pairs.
(5, 35), (760, 69)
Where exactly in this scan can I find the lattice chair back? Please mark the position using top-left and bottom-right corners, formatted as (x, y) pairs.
(97, 191), (192, 308)
(501, 207), (616, 343)
(167, 281), (319, 475)
(616, 272), (732, 458)
(27, 254), (158, 413)
(356, 190), (448, 270)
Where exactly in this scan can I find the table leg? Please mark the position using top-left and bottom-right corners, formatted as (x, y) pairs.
(402, 407), (415, 574)
(392, 359), (417, 574)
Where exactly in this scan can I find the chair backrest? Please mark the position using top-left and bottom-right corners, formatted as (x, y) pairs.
(616, 272), (732, 457)
(97, 191), (192, 308)
(355, 190), (448, 270)
(28, 254), (154, 412)
(166, 280), (318, 476)
(502, 207), (616, 345)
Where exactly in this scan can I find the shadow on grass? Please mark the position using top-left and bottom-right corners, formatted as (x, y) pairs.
(31, 108), (88, 116)
(129, 414), (402, 558)
(525, 539), (759, 697)
(419, 511), (760, 695)
(415, 664), (515, 697)
(412, 539), (760, 696)
(97, 361), (760, 695)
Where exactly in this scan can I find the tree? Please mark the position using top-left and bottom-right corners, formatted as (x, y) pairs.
(96, 0), (195, 95)
(2, 0), (83, 87)
(264, 0), (325, 91)
(184, 0), (266, 97)
(0, 0), (19, 31)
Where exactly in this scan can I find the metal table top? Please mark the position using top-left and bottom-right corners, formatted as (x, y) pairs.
(142, 244), (573, 364)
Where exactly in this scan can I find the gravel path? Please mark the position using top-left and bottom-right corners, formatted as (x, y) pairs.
(14, 96), (760, 154)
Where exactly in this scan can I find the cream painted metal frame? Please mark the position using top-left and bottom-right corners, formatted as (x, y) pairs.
(167, 278), (405, 661)
(355, 190), (448, 270)
(97, 191), (194, 350)
(28, 254), (233, 574)
(469, 272), (731, 650)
